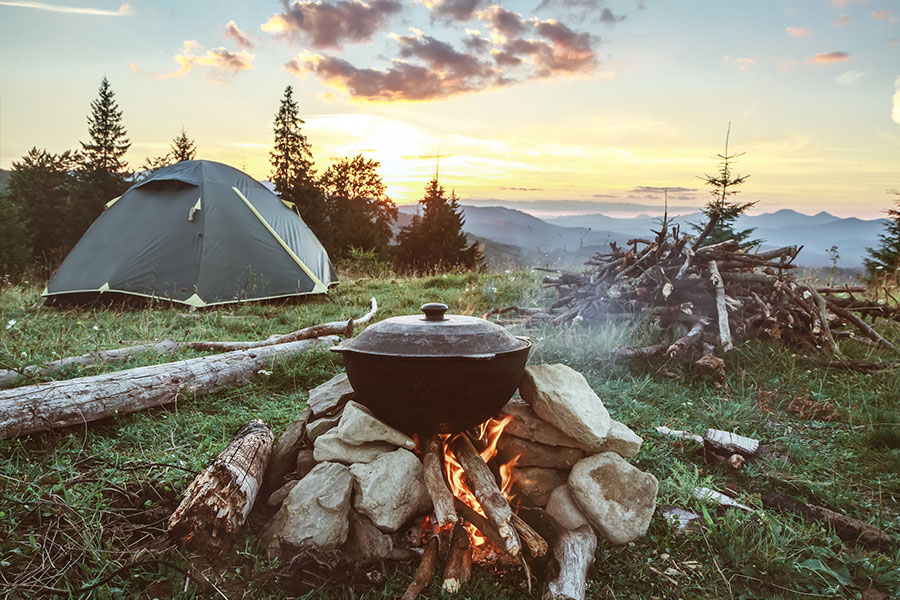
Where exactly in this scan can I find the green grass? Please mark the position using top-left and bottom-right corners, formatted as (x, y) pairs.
(1, 271), (899, 599)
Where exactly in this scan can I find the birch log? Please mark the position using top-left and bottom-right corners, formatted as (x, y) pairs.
(0, 336), (338, 439)
(707, 260), (733, 352)
(543, 525), (598, 600)
(168, 419), (273, 552)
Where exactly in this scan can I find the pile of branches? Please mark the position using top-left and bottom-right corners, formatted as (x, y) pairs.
(486, 219), (900, 370)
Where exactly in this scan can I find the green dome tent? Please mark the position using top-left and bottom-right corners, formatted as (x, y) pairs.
(43, 160), (337, 307)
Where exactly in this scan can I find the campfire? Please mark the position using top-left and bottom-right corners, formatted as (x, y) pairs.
(167, 363), (658, 600)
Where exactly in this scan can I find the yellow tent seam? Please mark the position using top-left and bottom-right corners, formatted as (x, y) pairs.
(105, 196), (122, 209)
(232, 187), (328, 293)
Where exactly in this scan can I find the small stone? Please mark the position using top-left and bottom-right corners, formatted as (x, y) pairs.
(308, 373), (355, 417)
(338, 401), (415, 450)
(343, 510), (399, 564)
(307, 412), (343, 443)
(568, 452), (658, 545)
(264, 462), (353, 552)
(264, 406), (311, 491)
(519, 364), (611, 452)
(497, 434), (585, 469)
(350, 449), (432, 532)
(296, 448), (317, 478)
(499, 397), (585, 449)
(595, 421), (643, 458)
(314, 429), (395, 464)
(545, 485), (592, 532)
(511, 466), (568, 506)
(267, 479), (299, 507)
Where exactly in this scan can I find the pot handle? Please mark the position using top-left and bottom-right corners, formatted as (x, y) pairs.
(421, 302), (449, 321)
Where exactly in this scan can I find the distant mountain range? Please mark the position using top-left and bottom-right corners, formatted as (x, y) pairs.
(397, 204), (887, 269)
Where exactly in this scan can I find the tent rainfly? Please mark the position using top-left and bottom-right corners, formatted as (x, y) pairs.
(43, 160), (337, 307)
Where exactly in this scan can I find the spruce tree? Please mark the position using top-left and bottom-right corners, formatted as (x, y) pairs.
(270, 86), (325, 234)
(170, 128), (197, 162)
(691, 125), (760, 248)
(864, 191), (900, 285)
(395, 177), (482, 272)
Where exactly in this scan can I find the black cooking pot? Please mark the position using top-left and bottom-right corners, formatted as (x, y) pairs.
(331, 302), (531, 435)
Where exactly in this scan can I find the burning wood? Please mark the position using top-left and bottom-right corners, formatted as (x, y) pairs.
(400, 536), (439, 600)
(441, 523), (473, 592)
(421, 435), (458, 527)
(487, 227), (900, 366)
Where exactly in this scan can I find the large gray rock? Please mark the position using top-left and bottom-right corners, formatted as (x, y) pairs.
(545, 485), (592, 532)
(342, 510), (414, 563)
(568, 452), (658, 545)
(296, 448), (317, 479)
(499, 397), (585, 449)
(314, 428), (395, 464)
(595, 421), (643, 458)
(264, 462), (353, 551)
(511, 466), (568, 506)
(307, 412), (342, 442)
(350, 449), (432, 532)
(519, 364), (611, 451)
(264, 406), (311, 491)
(338, 401), (415, 450)
(497, 434), (584, 469)
(308, 373), (355, 417)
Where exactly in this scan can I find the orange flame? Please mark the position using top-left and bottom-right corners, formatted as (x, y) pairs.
(440, 415), (520, 546)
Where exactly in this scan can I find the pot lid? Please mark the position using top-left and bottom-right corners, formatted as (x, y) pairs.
(336, 302), (530, 358)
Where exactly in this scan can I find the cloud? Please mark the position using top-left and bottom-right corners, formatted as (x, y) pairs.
(828, 0), (865, 7)
(535, 0), (625, 24)
(893, 75), (900, 125)
(422, 0), (487, 21)
(632, 186), (697, 194)
(811, 51), (850, 63)
(786, 26), (813, 37)
(501, 186), (543, 191)
(526, 18), (597, 74)
(262, 0), (402, 49)
(599, 7), (625, 24)
(890, 38), (900, 45)
(225, 20), (254, 49)
(159, 41), (254, 82)
(0, 0), (132, 15)
(723, 56), (755, 71)
(872, 9), (899, 23)
(392, 30), (492, 79)
(477, 5), (526, 39)
(834, 69), (866, 86)
(832, 14), (851, 26)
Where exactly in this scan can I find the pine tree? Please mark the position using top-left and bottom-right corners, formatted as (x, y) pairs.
(79, 76), (130, 175)
(319, 155), (397, 259)
(269, 86), (326, 234)
(75, 76), (132, 233)
(864, 191), (900, 285)
(395, 177), (482, 273)
(170, 128), (197, 162)
(691, 125), (761, 248)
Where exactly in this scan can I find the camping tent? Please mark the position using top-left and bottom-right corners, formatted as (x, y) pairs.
(44, 160), (337, 307)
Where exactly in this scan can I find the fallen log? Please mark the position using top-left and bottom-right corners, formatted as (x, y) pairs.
(421, 435), (458, 527)
(708, 260), (733, 352)
(0, 336), (339, 439)
(451, 434), (521, 556)
(441, 522), (472, 593)
(543, 525), (598, 600)
(0, 298), (377, 388)
(703, 429), (759, 457)
(168, 420), (273, 552)
(401, 535), (439, 600)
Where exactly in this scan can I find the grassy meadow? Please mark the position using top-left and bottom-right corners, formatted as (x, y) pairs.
(0, 267), (899, 599)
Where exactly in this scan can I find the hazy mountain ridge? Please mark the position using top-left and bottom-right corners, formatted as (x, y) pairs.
(397, 204), (887, 269)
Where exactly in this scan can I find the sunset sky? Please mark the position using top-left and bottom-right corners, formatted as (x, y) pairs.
(0, 0), (897, 218)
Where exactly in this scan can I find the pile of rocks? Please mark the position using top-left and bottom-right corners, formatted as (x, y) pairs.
(259, 362), (659, 597)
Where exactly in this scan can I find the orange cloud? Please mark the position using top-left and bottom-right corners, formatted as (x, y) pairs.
(786, 26), (812, 37)
(811, 51), (850, 63)
(225, 20), (254, 49)
(262, 0), (402, 49)
(872, 9), (899, 24)
(833, 14), (852, 26)
(159, 41), (254, 82)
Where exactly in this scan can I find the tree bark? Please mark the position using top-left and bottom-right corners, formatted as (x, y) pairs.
(441, 523), (472, 593)
(421, 435), (458, 527)
(0, 336), (338, 439)
(168, 420), (273, 553)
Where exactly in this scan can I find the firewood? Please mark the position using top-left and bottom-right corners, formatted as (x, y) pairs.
(453, 498), (505, 550)
(0, 298), (377, 388)
(762, 492), (895, 551)
(666, 321), (705, 358)
(441, 523), (472, 593)
(825, 300), (898, 352)
(451, 434), (521, 556)
(707, 260), (733, 352)
(168, 420), (273, 552)
(401, 535), (439, 600)
(421, 435), (458, 527)
(703, 429), (759, 457)
(0, 336), (338, 439)
(512, 512), (549, 558)
(542, 525), (598, 600)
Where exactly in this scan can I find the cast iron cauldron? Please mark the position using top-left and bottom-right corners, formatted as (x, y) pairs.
(331, 303), (531, 435)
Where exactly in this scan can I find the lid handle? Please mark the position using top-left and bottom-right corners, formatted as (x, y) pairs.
(421, 302), (448, 321)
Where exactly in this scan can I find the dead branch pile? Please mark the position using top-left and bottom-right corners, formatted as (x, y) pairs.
(485, 223), (900, 368)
